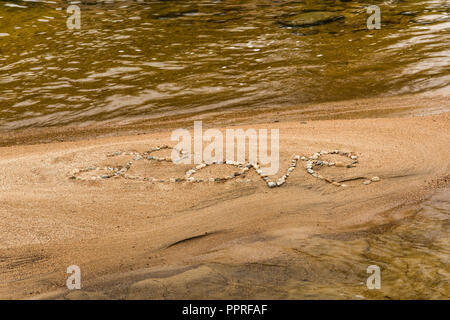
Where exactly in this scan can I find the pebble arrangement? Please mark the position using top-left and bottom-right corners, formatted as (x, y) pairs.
(69, 146), (381, 188)
(300, 150), (373, 188)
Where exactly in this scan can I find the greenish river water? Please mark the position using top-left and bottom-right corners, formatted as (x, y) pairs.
(0, 0), (449, 130)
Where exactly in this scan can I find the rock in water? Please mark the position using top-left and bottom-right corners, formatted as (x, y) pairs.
(279, 11), (344, 28)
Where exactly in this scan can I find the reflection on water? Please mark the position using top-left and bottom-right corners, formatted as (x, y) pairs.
(0, 0), (449, 129)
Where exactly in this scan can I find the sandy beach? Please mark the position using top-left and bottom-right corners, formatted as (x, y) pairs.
(0, 95), (449, 300)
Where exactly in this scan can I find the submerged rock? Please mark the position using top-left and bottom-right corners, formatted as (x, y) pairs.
(279, 11), (344, 28)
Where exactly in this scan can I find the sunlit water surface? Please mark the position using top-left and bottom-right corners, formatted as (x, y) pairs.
(0, 0), (449, 130)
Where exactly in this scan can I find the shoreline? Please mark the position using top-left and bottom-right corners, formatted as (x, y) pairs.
(0, 94), (449, 299)
(1, 93), (448, 148)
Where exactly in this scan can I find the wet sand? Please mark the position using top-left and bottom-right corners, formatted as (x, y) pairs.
(0, 95), (449, 299)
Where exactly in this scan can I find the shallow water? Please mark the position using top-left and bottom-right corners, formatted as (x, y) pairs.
(0, 0), (449, 130)
(133, 188), (450, 299)
(72, 188), (449, 299)
(283, 187), (450, 299)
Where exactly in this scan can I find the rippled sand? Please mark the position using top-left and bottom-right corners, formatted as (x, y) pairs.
(0, 101), (448, 299)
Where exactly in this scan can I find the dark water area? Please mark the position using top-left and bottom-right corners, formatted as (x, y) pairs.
(0, 0), (449, 130)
